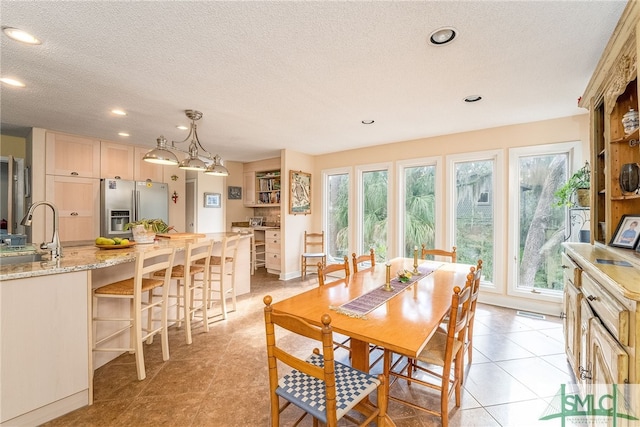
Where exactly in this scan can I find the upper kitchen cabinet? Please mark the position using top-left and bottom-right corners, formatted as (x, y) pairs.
(100, 141), (134, 180)
(134, 146), (164, 182)
(45, 175), (100, 243)
(580, 2), (640, 245)
(243, 172), (256, 206)
(243, 157), (282, 207)
(45, 132), (100, 178)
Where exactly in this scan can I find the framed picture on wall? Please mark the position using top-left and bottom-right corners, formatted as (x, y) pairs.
(609, 214), (640, 249)
(204, 192), (221, 208)
(228, 186), (242, 200)
(289, 170), (311, 215)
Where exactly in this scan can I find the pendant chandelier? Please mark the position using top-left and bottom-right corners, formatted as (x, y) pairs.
(142, 109), (229, 176)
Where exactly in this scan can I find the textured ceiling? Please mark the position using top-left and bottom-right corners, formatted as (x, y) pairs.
(0, 1), (628, 162)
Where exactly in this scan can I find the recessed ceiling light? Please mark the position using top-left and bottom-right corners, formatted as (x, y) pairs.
(0, 77), (25, 87)
(2, 27), (41, 45)
(429, 27), (457, 46)
(464, 95), (482, 103)
(118, 132), (130, 137)
(111, 109), (127, 116)
(176, 125), (188, 130)
(361, 120), (375, 125)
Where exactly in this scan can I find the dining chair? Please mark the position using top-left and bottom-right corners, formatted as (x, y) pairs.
(465, 259), (483, 369)
(92, 246), (176, 380)
(383, 280), (472, 427)
(300, 231), (326, 280)
(351, 248), (375, 273)
(421, 245), (457, 263)
(152, 240), (213, 344)
(263, 295), (387, 426)
(317, 257), (351, 354)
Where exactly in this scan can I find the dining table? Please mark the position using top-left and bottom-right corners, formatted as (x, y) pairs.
(270, 257), (473, 426)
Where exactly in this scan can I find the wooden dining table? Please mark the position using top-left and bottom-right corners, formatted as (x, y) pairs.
(270, 257), (472, 426)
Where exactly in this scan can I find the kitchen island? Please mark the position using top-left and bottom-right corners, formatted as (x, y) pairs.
(0, 233), (250, 427)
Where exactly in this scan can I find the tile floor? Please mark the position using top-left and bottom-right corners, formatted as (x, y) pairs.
(44, 269), (575, 427)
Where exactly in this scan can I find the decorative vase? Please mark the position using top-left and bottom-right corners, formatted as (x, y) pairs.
(619, 163), (640, 194)
(622, 108), (639, 135)
(131, 224), (156, 244)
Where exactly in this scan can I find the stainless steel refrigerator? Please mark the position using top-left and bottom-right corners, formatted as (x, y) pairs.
(100, 179), (169, 238)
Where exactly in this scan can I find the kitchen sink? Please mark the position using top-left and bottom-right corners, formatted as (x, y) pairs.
(0, 253), (46, 265)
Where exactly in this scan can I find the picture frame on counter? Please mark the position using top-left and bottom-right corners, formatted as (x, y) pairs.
(290, 170), (311, 215)
(204, 192), (221, 208)
(228, 186), (242, 200)
(609, 214), (640, 249)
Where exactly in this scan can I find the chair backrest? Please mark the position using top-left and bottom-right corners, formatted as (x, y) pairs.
(351, 249), (375, 273)
(444, 282), (471, 353)
(263, 295), (340, 424)
(468, 260), (483, 316)
(186, 240), (213, 274)
(421, 245), (457, 263)
(317, 256), (349, 287)
(222, 234), (241, 268)
(303, 231), (325, 255)
(134, 247), (176, 299)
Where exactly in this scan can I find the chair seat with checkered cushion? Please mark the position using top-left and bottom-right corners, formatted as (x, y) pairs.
(276, 352), (381, 423)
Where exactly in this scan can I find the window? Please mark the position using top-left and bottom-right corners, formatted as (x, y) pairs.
(323, 168), (350, 262)
(508, 142), (581, 300)
(357, 164), (390, 262)
(447, 150), (504, 287)
(397, 158), (440, 257)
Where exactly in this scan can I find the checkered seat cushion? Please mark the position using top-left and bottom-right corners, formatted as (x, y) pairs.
(275, 352), (381, 422)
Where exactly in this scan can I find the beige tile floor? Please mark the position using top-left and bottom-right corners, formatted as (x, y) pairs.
(43, 269), (574, 427)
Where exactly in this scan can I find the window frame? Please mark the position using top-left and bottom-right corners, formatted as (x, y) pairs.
(322, 166), (352, 262)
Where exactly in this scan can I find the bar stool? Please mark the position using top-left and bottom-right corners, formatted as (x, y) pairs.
(92, 246), (176, 381)
(253, 233), (266, 273)
(152, 240), (213, 344)
(198, 234), (241, 321)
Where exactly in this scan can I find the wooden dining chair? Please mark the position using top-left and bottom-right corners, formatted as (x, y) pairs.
(383, 280), (472, 427)
(92, 247), (176, 380)
(301, 231), (326, 280)
(351, 248), (375, 273)
(421, 244), (457, 263)
(465, 259), (483, 368)
(317, 256), (350, 287)
(263, 295), (387, 426)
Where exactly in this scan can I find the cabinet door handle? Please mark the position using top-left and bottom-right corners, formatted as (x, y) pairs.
(70, 212), (79, 216)
(71, 171), (79, 176)
(559, 312), (567, 319)
(587, 295), (597, 301)
(114, 175), (121, 179)
(579, 366), (592, 380)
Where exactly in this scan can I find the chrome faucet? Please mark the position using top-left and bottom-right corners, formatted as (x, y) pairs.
(20, 201), (62, 259)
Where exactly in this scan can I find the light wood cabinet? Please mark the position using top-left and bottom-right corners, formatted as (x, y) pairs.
(134, 146), (164, 182)
(45, 132), (100, 178)
(45, 175), (100, 243)
(243, 172), (257, 206)
(100, 141), (134, 180)
(265, 229), (281, 273)
(580, 3), (640, 244)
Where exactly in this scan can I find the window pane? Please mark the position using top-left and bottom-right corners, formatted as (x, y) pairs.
(403, 165), (436, 257)
(517, 153), (567, 292)
(454, 160), (494, 281)
(361, 170), (388, 261)
(326, 173), (349, 261)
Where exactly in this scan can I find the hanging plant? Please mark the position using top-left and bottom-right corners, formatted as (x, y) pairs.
(554, 162), (590, 207)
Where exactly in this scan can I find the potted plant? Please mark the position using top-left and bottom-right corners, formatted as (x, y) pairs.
(554, 162), (590, 208)
(124, 218), (170, 243)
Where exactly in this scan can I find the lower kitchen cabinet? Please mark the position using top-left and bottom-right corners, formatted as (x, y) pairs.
(562, 243), (639, 417)
(0, 271), (90, 425)
(265, 229), (281, 274)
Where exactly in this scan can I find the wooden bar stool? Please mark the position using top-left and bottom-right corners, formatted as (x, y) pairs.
(152, 240), (213, 344)
(198, 234), (241, 321)
(92, 246), (176, 380)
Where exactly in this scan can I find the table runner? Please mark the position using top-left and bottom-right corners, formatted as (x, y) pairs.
(330, 263), (441, 319)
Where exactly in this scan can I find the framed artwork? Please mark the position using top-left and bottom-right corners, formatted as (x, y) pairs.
(609, 214), (640, 249)
(290, 170), (311, 215)
(228, 186), (242, 200)
(204, 192), (221, 208)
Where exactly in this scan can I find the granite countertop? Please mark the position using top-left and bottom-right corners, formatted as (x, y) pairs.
(0, 232), (247, 281)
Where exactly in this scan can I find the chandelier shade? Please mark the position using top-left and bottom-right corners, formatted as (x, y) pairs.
(142, 136), (179, 165)
(204, 154), (229, 176)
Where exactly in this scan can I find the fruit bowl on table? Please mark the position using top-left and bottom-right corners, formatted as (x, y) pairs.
(95, 242), (136, 250)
